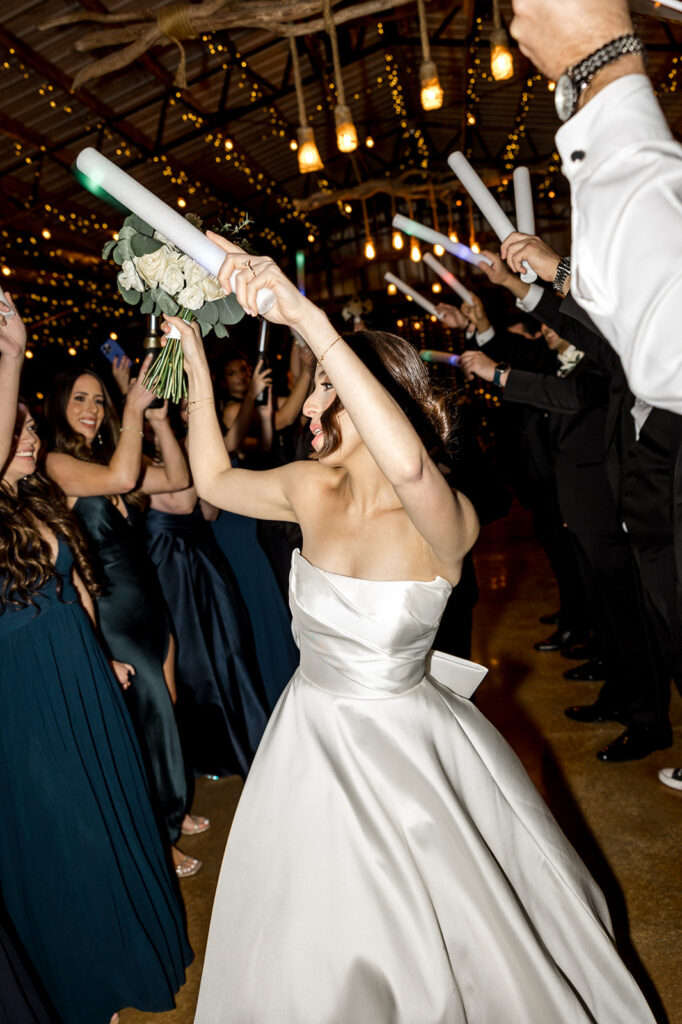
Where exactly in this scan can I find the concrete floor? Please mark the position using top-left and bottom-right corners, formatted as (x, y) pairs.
(122, 505), (682, 1024)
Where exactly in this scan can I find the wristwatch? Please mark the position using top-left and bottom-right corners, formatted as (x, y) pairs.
(554, 33), (646, 122)
(493, 362), (510, 387)
(553, 256), (572, 295)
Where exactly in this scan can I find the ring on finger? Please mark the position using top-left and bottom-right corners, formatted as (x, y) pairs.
(243, 258), (257, 279)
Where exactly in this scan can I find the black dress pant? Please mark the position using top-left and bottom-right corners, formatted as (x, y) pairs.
(633, 542), (682, 698)
(571, 526), (671, 737)
(532, 484), (590, 633)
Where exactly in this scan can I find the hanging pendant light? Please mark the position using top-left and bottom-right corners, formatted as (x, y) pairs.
(291, 37), (323, 174)
(417, 0), (444, 110)
(325, 0), (358, 153)
(490, 0), (514, 82)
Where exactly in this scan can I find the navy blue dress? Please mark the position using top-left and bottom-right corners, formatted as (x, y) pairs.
(146, 503), (269, 776)
(73, 496), (188, 844)
(0, 540), (192, 1024)
(211, 509), (298, 710)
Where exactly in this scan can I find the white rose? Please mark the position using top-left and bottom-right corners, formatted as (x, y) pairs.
(159, 260), (186, 297)
(118, 259), (145, 292)
(177, 283), (205, 310)
(201, 276), (224, 302)
(180, 256), (209, 286)
(135, 247), (169, 288)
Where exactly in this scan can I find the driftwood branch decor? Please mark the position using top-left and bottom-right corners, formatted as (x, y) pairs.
(40, 0), (413, 90)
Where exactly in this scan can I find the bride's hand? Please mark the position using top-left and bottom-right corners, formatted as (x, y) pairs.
(206, 232), (314, 329)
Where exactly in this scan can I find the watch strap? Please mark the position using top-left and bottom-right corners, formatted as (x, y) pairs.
(567, 33), (645, 93)
(493, 363), (510, 387)
(553, 256), (572, 293)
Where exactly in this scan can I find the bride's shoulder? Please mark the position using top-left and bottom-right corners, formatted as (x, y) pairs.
(279, 460), (339, 503)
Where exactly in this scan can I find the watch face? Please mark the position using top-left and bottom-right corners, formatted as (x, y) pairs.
(554, 74), (575, 122)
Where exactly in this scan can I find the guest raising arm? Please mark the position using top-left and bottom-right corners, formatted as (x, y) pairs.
(172, 236), (478, 585)
(0, 293), (26, 470)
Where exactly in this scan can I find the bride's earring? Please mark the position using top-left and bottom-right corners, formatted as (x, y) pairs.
(96, 432), (103, 446)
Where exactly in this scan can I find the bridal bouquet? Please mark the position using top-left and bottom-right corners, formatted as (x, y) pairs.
(103, 213), (246, 400)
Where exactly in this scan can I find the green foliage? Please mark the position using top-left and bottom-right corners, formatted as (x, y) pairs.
(130, 234), (163, 257)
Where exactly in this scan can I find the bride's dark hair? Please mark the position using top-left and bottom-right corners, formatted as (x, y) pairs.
(313, 330), (458, 460)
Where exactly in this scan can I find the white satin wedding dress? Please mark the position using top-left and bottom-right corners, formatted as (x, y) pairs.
(195, 550), (654, 1024)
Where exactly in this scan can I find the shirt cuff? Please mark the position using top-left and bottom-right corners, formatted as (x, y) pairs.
(476, 326), (495, 347)
(515, 283), (544, 313)
(557, 75), (672, 183)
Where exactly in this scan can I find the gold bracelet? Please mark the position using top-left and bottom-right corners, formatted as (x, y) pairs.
(187, 397), (216, 414)
(120, 426), (143, 437)
(318, 335), (341, 363)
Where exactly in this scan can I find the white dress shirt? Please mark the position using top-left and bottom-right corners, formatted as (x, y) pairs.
(556, 74), (682, 414)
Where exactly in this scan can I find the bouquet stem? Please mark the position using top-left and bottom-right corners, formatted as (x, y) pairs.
(142, 308), (194, 402)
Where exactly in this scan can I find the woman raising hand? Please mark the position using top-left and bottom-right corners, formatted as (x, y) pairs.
(176, 239), (655, 1024)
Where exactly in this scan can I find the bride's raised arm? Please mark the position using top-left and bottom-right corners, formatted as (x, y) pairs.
(172, 236), (477, 568)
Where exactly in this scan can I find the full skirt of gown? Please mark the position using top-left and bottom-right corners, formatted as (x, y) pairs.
(146, 504), (269, 776)
(0, 541), (192, 1024)
(195, 551), (655, 1024)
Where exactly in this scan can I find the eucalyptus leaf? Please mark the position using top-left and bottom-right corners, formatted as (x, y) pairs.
(112, 247), (126, 266)
(218, 294), (245, 325)
(214, 321), (228, 339)
(199, 319), (211, 337)
(102, 239), (117, 260)
(131, 234), (163, 257)
(196, 301), (219, 326)
(117, 225), (136, 240)
(123, 214), (154, 237)
(119, 286), (142, 306)
(154, 290), (179, 316)
(140, 290), (154, 315)
(114, 238), (134, 264)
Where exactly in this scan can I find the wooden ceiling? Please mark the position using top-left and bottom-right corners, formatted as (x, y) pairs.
(1, 0), (681, 363)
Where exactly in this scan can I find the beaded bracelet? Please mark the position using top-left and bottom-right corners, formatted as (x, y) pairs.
(120, 426), (143, 437)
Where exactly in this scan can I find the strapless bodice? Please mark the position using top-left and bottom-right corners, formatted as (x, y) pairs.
(290, 550), (452, 699)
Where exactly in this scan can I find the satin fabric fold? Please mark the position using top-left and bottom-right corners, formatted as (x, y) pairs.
(195, 551), (654, 1024)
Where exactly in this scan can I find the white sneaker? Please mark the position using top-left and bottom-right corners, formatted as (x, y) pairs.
(658, 767), (682, 791)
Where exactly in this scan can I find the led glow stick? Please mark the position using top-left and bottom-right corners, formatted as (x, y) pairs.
(75, 148), (275, 315)
(422, 253), (474, 305)
(448, 151), (537, 283)
(0, 286), (15, 320)
(513, 167), (535, 235)
(392, 214), (492, 268)
(420, 350), (460, 367)
(384, 272), (442, 318)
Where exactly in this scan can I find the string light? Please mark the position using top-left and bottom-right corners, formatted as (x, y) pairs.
(392, 230), (404, 250)
(365, 136), (375, 148)
(410, 239), (422, 262)
(362, 198), (375, 260)
(434, 244), (445, 256)
(387, 282), (397, 295)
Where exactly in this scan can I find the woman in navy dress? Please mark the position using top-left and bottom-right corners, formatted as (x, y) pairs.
(45, 363), (207, 876)
(0, 296), (191, 1024)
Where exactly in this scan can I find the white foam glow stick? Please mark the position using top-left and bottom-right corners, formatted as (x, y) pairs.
(448, 151), (537, 283)
(420, 349), (460, 367)
(75, 148), (275, 316)
(385, 272), (442, 318)
(422, 253), (474, 305)
(0, 285), (15, 320)
(656, 0), (682, 11)
(513, 167), (535, 235)
(392, 214), (492, 268)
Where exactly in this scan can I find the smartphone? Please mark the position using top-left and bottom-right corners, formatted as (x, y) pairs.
(100, 337), (128, 363)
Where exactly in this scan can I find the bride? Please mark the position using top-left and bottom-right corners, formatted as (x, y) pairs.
(166, 238), (655, 1024)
